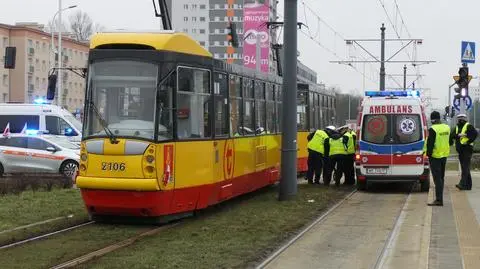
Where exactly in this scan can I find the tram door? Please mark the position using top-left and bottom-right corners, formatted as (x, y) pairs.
(213, 73), (232, 200)
(254, 81), (267, 189)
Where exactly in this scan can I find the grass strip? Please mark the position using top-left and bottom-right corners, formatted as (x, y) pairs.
(0, 224), (152, 269)
(79, 184), (352, 269)
(0, 188), (87, 232)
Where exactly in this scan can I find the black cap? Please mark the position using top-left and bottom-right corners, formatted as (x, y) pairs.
(430, 111), (441, 120)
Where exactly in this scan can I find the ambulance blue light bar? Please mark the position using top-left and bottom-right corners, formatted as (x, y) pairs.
(365, 90), (420, 97)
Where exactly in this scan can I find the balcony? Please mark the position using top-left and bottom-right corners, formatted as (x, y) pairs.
(28, 65), (34, 74)
(28, 47), (34, 56)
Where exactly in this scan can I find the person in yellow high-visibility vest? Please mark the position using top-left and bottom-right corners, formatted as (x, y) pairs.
(306, 128), (329, 184)
(425, 111), (450, 206)
(449, 114), (478, 191)
(324, 127), (348, 186)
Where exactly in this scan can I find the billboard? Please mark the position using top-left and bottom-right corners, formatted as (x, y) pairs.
(243, 0), (269, 73)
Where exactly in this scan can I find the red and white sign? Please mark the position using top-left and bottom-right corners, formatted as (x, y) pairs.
(368, 105), (413, 114)
(163, 145), (174, 186)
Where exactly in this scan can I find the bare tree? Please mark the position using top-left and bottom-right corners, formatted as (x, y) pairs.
(68, 10), (96, 42)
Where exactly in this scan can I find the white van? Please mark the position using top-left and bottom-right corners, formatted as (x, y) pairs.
(0, 103), (82, 144)
(355, 90), (430, 192)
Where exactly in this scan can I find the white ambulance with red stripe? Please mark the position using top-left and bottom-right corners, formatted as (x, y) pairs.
(355, 90), (430, 191)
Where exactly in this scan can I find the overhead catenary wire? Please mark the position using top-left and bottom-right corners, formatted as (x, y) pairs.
(298, 1), (378, 85)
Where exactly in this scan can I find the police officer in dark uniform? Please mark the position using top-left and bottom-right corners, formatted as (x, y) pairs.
(425, 111), (450, 206)
(450, 114), (478, 190)
(341, 126), (356, 185)
(306, 128), (329, 184)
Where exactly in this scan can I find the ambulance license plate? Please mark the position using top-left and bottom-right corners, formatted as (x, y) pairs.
(366, 167), (388, 174)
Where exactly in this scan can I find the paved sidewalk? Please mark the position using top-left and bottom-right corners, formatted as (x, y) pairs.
(262, 173), (480, 269)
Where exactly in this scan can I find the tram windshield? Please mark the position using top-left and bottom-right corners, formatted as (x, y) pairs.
(84, 60), (173, 141)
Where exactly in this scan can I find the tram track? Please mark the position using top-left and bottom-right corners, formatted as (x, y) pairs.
(0, 221), (95, 250)
(50, 222), (179, 269)
(256, 184), (416, 269)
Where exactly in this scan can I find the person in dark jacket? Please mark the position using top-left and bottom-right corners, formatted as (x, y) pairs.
(450, 114), (478, 190)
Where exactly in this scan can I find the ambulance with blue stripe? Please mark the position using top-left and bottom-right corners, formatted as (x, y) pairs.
(355, 90), (430, 191)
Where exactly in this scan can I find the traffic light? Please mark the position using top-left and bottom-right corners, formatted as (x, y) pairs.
(227, 22), (239, 48)
(46, 73), (57, 101)
(456, 66), (469, 97)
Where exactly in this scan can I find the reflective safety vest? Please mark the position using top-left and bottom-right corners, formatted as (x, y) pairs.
(345, 131), (356, 155)
(455, 123), (474, 145)
(307, 130), (328, 154)
(329, 137), (347, 156)
(431, 123), (450, 158)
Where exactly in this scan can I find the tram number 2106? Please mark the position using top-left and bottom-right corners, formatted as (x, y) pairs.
(101, 162), (126, 171)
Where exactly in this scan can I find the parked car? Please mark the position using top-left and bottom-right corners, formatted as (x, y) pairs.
(0, 133), (79, 177)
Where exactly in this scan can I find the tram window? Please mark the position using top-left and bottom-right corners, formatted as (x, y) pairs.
(309, 92), (315, 130)
(297, 91), (308, 131)
(314, 93), (320, 128)
(176, 67), (211, 139)
(255, 81), (266, 134)
(229, 75), (242, 136)
(84, 60), (158, 140)
(266, 84), (275, 133)
(241, 79), (255, 135)
(214, 72), (229, 136)
(275, 85), (282, 133)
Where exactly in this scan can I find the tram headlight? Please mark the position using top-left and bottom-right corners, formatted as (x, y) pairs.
(143, 145), (156, 178)
(146, 155), (155, 163)
(81, 154), (88, 161)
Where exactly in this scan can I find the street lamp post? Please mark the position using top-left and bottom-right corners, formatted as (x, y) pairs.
(50, 2), (77, 106)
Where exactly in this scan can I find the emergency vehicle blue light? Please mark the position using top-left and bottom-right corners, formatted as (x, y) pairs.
(365, 90), (420, 97)
(34, 98), (47, 104)
(65, 128), (73, 134)
(25, 129), (38, 135)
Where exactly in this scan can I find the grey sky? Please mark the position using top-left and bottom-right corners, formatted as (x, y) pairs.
(1, 0), (478, 109)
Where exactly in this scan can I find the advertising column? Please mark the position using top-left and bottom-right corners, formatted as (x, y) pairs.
(243, 0), (270, 73)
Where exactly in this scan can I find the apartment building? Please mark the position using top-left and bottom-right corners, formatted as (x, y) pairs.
(0, 22), (88, 113)
(168, 0), (278, 74)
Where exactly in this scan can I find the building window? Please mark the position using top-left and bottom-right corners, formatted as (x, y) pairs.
(199, 29), (206, 34)
(184, 17), (188, 21)
(2, 75), (7, 86)
(2, 37), (8, 47)
(200, 4), (206, 9)
(28, 39), (33, 47)
(183, 28), (188, 33)
(214, 17), (220, 22)
(199, 41), (206, 46)
(200, 17), (206, 22)
(184, 4), (188, 9)
(192, 29), (197, 34)
(35, 41), (40, 50)
(192, 17), (197, 22)
(192, 4), (197, 9)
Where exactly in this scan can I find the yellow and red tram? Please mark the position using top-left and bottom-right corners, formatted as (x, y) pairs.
(75, 31), (335, 220)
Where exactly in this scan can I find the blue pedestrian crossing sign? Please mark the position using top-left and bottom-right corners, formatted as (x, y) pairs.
(461, 41), (475, 64)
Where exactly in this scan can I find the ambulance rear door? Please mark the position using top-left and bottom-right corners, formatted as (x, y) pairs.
(359, 99), (393, 177)
(390, 100), (425, 177)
